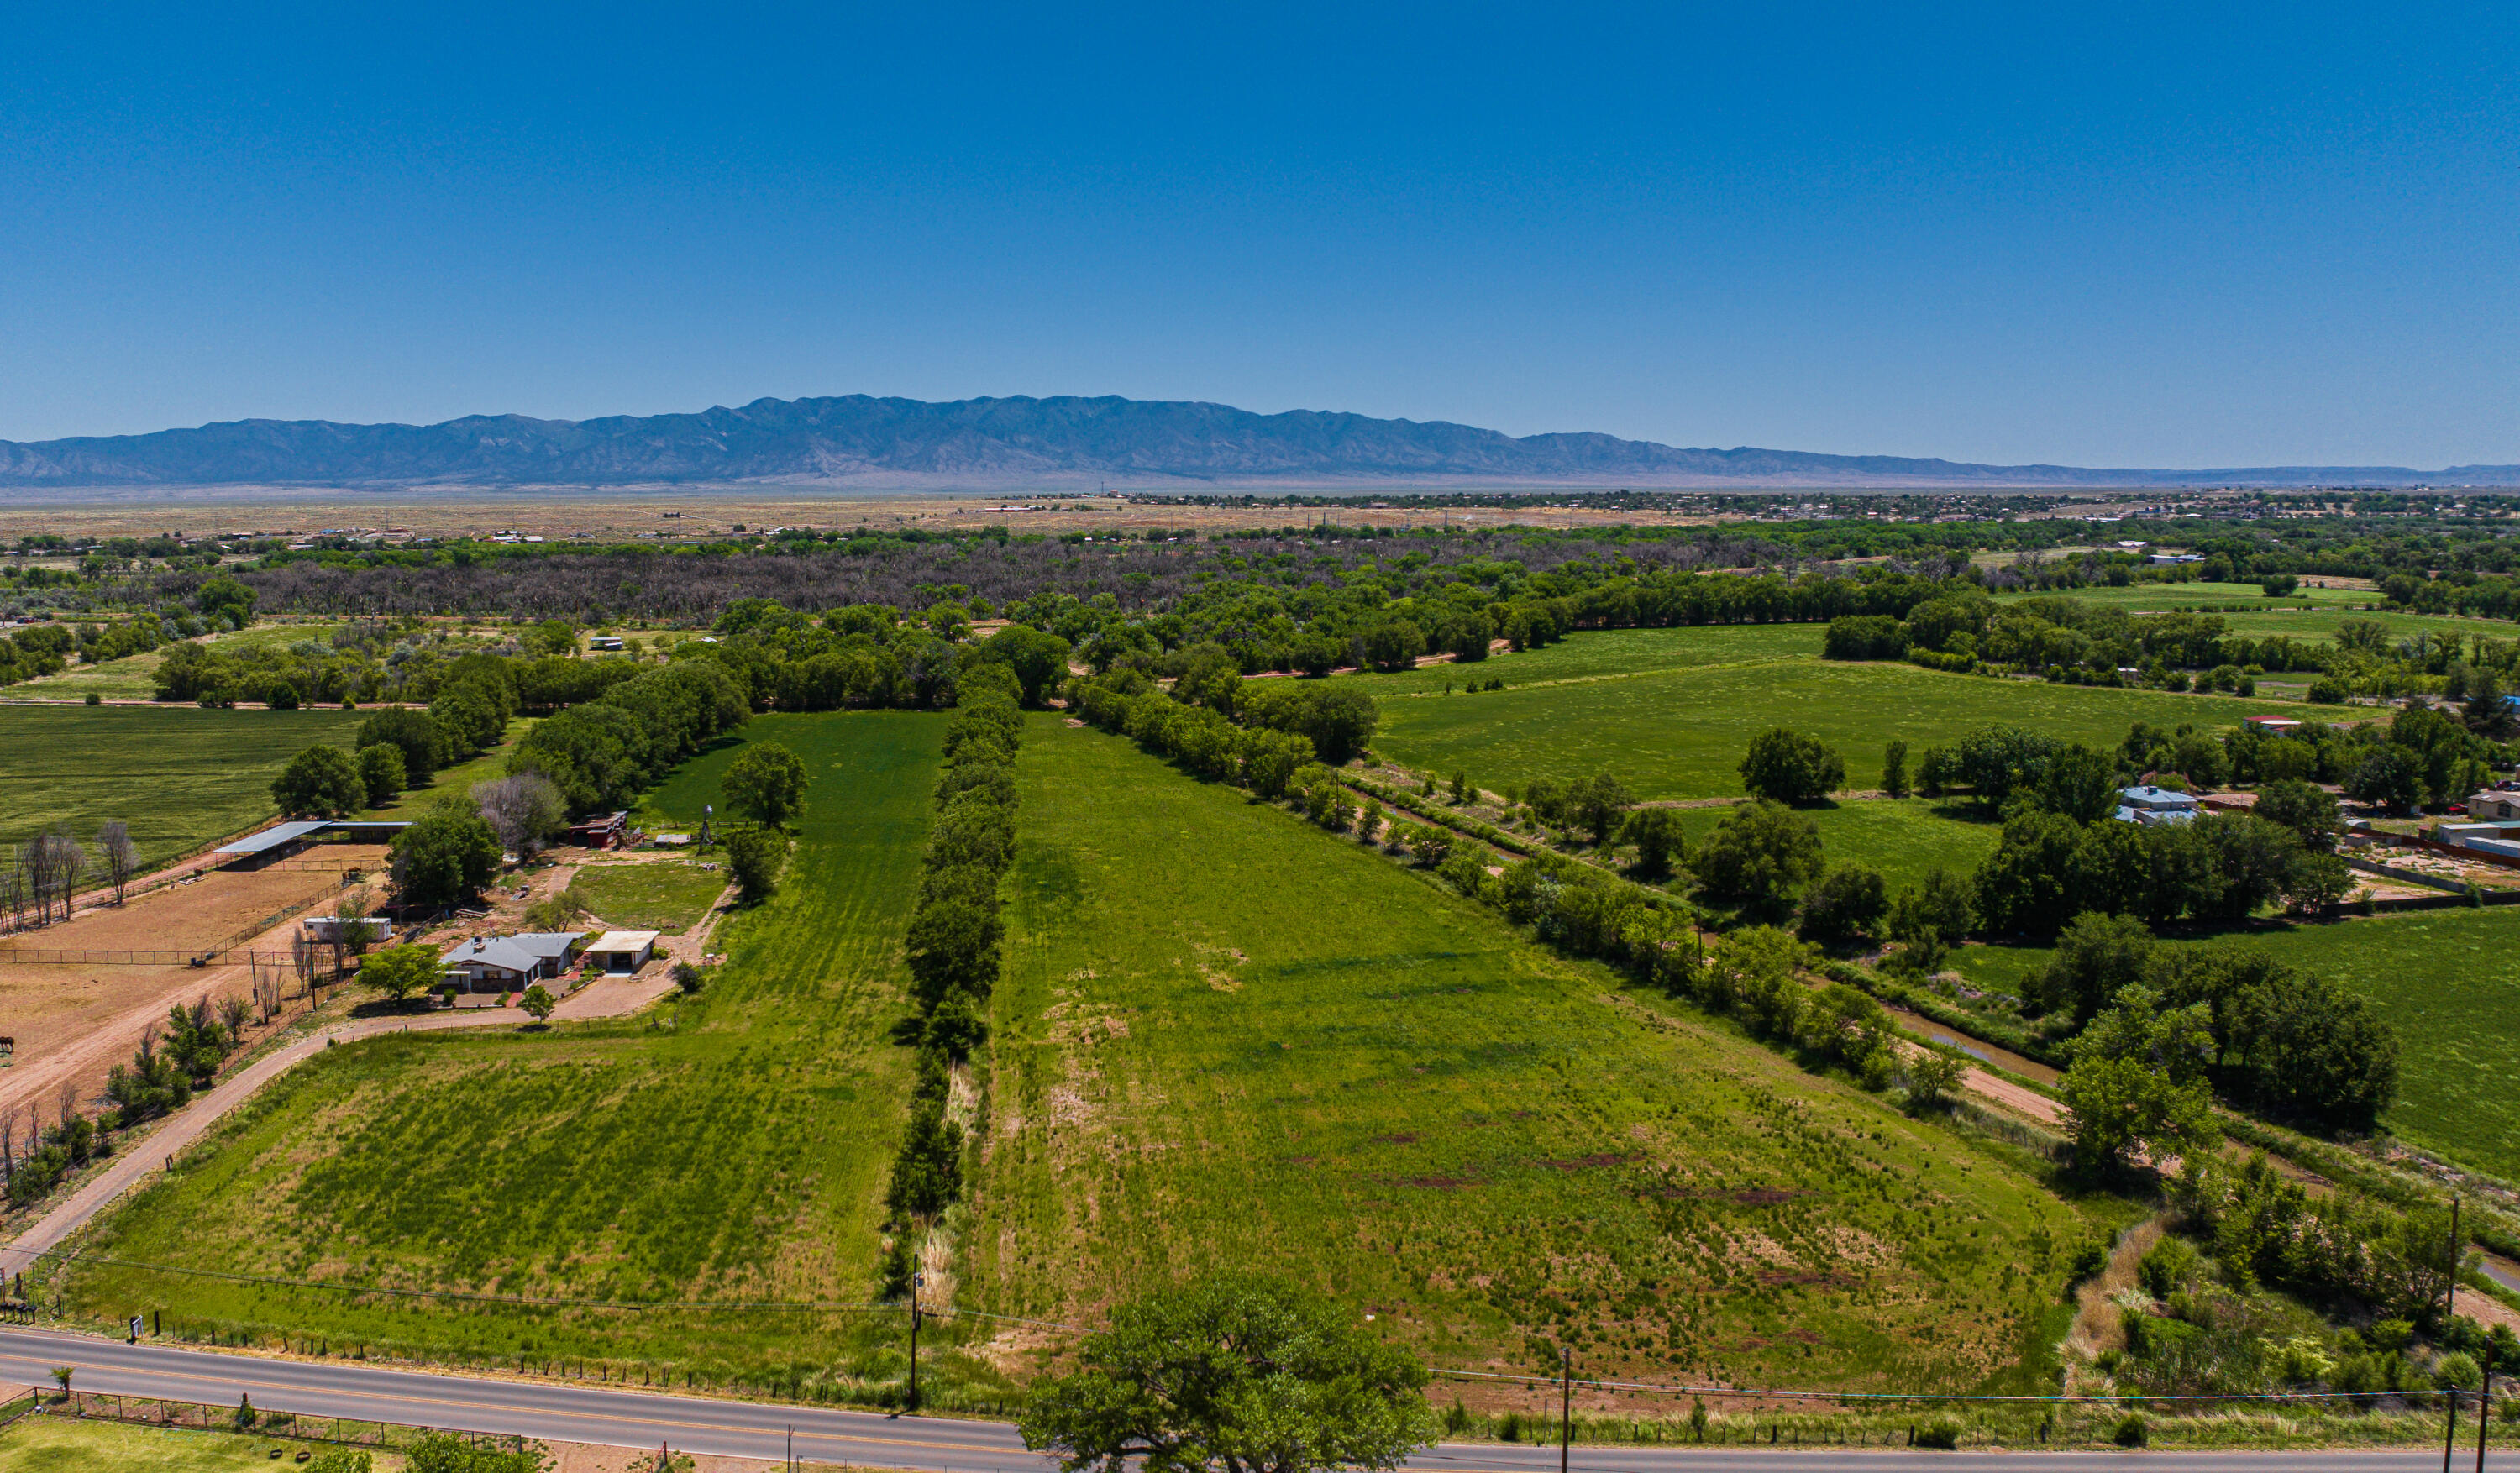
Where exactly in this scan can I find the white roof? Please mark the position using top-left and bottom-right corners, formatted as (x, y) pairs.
(585, 930), (661, 952)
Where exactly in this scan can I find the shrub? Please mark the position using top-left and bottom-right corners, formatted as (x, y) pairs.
(2307, 677), (2349, 704)
(1798, 864), (1887, 946)
(2112, 1413), (2147, 1448)
(1914, 1418), (1961, 1449)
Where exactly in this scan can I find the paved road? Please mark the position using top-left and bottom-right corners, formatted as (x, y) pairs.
(0, 1329), (2501, 1470)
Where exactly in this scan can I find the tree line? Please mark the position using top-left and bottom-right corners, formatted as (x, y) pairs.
(879, 662), (1026, 1297)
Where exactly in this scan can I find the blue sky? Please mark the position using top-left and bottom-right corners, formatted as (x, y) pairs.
(2, 3), (2512, 466)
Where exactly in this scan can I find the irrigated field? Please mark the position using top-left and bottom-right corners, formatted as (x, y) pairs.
(1950, 909), (2520, 1181)
(0, 1417), (378, 1473)
(62, 713), (942, 1377)
(1367, 650), (2269, 800)
(1664, 798), (2003, 896)
(1337, 622), (1822, 697)
(0, 705), (368, 863)
(1987, 583), (2515, 642)
(965, 717), (2087, 1393)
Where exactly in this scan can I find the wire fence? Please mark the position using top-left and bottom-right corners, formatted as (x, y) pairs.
(39, 1387), (543, 1456)
(0, 868), (360, 967)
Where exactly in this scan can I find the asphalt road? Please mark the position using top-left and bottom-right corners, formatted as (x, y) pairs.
(0, 1328), (2502, 1470)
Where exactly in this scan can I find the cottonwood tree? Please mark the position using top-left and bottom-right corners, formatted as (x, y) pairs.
(270, 745), (367, 818)
(1021, 1276), (1436, 1473)
(472, 774), (565, 857)
(720, 742), (810, 828)
(96, 821), (140, 905)
(1738, 726), (1845, 805)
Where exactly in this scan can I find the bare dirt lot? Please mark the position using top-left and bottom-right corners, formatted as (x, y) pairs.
(0, 850), (387, 1123)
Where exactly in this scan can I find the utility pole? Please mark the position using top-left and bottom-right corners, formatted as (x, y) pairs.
(1559, 1346), (1572, 1473)
(2478, 1341), (2495, 1473)
(2447, 1198), (2463, 1325)
(2443, 1385), (2458, 1473)
(908, 1271), (925, 1413)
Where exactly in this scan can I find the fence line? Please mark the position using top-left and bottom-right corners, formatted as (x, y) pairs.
(49, 1387), (527, 1456)
(0, 947), (292, 968)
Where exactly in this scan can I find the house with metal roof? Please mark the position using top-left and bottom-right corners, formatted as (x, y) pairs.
(439, 931), (584, 992)
(2115, 785), (2201, 826)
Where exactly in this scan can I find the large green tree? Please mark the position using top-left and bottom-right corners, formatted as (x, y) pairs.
(1021, 1276), (1435, 1473)
(1737, 727), (1845, 805)
(1692, 799), (1823, 920)
(722, 742), (811, 828)
(388, 806), (502, 908)
(360, 944), (443, 1004)
(271, 745), (367, 818)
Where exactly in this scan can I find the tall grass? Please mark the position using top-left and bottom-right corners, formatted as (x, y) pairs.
(963, 716), (2090, 1393)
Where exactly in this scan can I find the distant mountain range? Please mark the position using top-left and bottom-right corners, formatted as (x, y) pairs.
(1, 395), (2511, 490)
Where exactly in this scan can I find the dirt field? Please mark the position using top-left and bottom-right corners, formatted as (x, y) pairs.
(0, 849), (388, 1124)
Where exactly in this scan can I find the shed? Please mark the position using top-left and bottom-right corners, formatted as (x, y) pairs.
(566, 811), (630, 850)
(583, 930), (661, 974)
(302, 915), (394, 943)
(2244, 716), (2303, 734)
(2469, 791), (2520, 821)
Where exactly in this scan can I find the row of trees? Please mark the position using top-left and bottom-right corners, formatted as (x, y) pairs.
(1068, 664), (1378, 795)
(882, 663), (1026, 1284)
(0, 820), (142, 932)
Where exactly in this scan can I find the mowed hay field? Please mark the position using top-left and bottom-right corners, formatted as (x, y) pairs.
(966, 717), (2086, 1393)
(1368, 647), (2272, 799)
(1957, 909), (2520, 1182)
(63, 712), (942, 1376)
(0, 705), (367, 863)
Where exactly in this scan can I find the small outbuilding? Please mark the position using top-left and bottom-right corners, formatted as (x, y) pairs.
(2244, 715), (2303, 735)
(302, 915), (394, 944)
(2467, 790), (2520, 821)
(582, 930), (661, 974)
(565, 811), (631, 849)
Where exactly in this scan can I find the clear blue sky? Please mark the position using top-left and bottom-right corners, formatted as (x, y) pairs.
(3, 3), (2512, 467)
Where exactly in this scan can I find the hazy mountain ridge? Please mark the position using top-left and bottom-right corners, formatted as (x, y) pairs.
(0, 394), (2510, 488)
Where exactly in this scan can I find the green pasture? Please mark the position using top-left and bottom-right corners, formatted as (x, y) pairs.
(967, 716), (2084, 1392)
(1660, 797), (2003, 897)
(1335, 622), (1821, 697)
(1990, 583), (2514, 642)
(0, 704), (367, 862)
(567, 857), (727, 933)
(0, 1417), (393, 1473)
(3, 621), (346, 703)
(1370, 658), (2266, 800)
(1950, 909), (2520, 1181)
(354, 717), (532, 818)
(62, 712), (949, 1380)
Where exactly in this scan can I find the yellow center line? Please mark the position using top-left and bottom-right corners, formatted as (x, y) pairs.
(0, 1352), (1026, 1455)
